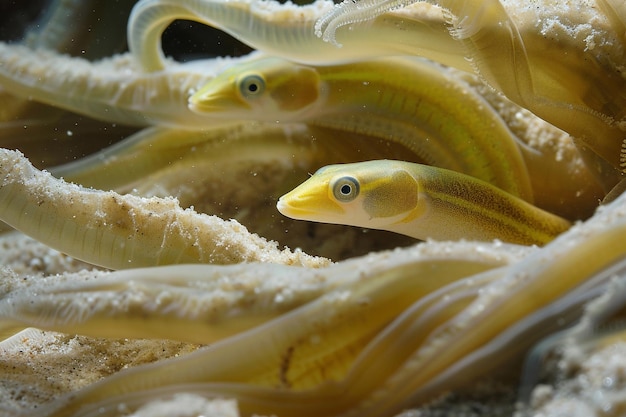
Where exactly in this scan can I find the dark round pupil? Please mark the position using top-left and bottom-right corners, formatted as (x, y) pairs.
(247, 83), (258, 92)
(333, 176), (359, 202)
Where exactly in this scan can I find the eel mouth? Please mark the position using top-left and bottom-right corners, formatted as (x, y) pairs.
(275, 196), (315, 219)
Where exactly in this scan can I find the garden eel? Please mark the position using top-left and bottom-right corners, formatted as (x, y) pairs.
(277, 160), (571, 246)
(189, 55), (534, 201)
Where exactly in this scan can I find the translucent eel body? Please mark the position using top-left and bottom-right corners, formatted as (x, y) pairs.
(0, 149), (328, 269)
(0, 243), (524, 349)
(277, 160), (571, 245)
(189, 56), (533, 201)
(1, 242), (528, 417)
(4, 192), (626, 417)
(0, 41), (249, 128)
(128, 0), (469, 71)
(315, 0), (626, 178)
(599, 0), (626, 42)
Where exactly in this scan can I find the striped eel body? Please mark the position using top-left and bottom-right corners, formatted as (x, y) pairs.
(189, 56), (534, 201)
(277, 160), (571, 246)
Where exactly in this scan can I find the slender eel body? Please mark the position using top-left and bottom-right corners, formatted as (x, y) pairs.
(0, 41), (248, 128)
(0, 149), (328, 269)
(128, 0), (468, 71)
(189, 56), (533, 201)
(277, 160), (571, 245)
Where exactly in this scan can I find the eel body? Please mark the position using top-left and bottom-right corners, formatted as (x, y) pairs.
(189, 56), (533, 201)
(277, 160), (571, 245)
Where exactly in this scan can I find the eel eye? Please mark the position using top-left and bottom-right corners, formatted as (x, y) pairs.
(333, 176), (360, 202)
(239, 74), (265, 99)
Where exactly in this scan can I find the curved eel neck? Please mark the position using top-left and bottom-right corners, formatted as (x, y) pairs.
(189, 55), (534, 201)
(128, 0), (470, 71)
(309, 58), (533, 201)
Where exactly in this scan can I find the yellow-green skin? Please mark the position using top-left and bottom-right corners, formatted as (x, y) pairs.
(189, 56), (533, 201)
(277, 160), (571, 245)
